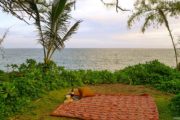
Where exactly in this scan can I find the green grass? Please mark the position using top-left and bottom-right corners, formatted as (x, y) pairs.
(11, 84), (174, 120)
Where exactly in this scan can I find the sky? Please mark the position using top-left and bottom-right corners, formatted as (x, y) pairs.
(0, 0), (180, 48)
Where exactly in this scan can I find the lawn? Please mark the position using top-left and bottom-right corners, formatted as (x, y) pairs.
(11, 84), (174, 120)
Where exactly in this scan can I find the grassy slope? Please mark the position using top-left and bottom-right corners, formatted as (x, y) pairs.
(11, 84), (174, 120)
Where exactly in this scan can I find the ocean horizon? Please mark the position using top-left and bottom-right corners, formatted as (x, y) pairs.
(0, 48), (177, 71)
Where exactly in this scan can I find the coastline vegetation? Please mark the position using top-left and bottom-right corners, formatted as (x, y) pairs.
(0, 59), (179, 119)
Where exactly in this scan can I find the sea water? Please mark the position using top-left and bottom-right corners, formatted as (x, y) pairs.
(0, 48), (177, 71)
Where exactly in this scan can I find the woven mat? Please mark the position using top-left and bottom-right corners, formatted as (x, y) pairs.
(51, 94), (159, 120)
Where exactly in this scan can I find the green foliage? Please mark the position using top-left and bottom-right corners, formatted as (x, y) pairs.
(40, 0), (81, 64)
(80, 70), (115, 84)
(114, 60), (180, 94)
(83, 70), (101, 84)
(0, 59), (180, 119)
(0, 81), (29, 119)
(117, 60), (180, 88)
(170, 93), (180, 116)
(0, 59), (71, 119)
(0, 70), (9, 82)
(155, 79), (180, 94)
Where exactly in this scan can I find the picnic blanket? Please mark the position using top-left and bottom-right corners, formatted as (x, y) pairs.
(51, 94), (159, 120)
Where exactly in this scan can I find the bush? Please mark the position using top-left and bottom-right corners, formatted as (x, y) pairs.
(170, 94), (180, 116)
(60, 70), (84, 87)
(99, 70), (116, 83)
(82, 70), (100, 84)
(81, 70), (115, 84)
(0, 81), (30, 119)
(0, 70), (9, 82)
(119, 60), (180, 85)
(154, 79), (180, 94)
(121, 63), (151, 84)
(0, 59), (77, 119)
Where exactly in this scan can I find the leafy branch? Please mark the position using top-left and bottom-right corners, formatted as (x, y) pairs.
(100, 0), (130, 12)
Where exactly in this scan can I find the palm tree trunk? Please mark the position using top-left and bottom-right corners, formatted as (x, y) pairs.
(166, 26), (178, 68)
(37, 22), (47, 64)
(159, 9), (178, 68)
(31, 2), (47, 64)
(49, 48), (56, 60)
(164, 20), (178, 68)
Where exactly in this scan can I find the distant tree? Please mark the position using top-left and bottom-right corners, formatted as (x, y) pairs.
(128, 0), (180, 68)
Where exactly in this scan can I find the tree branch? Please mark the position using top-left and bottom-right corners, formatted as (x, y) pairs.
(101, 0), (130, 12)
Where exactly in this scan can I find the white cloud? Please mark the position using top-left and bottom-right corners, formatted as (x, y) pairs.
(72, 0), (132, 24)
(0, 0), (180, 48)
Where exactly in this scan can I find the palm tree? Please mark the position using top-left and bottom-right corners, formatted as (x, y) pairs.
(128, 0), (180, 68)
(0, 0), (80, 64)
(0, 0), (49, 62)
(42, 0), (81, 64)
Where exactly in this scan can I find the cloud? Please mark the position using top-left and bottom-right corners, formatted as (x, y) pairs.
(3, 35), (41, 48)
(111, 29), (175, 48)
(72, 0), (132, 25)
(0, 0), (180, 48)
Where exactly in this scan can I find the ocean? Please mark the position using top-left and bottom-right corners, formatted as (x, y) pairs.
(0, 48), (177, 71)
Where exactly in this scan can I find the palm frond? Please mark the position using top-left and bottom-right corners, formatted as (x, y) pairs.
(54, 35), (64, 49)
(51, 0), (67, 23)
(36, 0), (80, 63)
(127, 10), (144, 28)
(141, 13), (155, 33)
(62, 20), (81, 43)
(0, 28), (10, 45)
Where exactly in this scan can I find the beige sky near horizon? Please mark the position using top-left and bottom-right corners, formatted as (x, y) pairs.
(0, 0), (180, 48)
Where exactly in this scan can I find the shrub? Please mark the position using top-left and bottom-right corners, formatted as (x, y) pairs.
(114, 70), (130, 84)
(118, 60), (180, 86)
(0, 59), (74, 119)
(99, 70), (116, 83)
(121, 63), (151, 84)
(60, 70), (83, 88)
(170, 94), (180, 116)
(83, 70), (101, 84)
(154, 79), (180, 94)
(0, 81), (28, 118)
(13, 78), (45, 99)
(0, 70), (9, 82)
